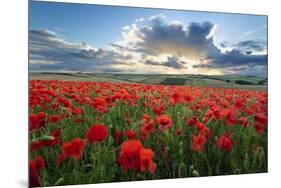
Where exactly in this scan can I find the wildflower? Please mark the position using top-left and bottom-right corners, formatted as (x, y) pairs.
(86, 124), (108, 143)
(191, 134), (206, 152)
(118, 140), (143, 171)
(217, 133), (233, 151)
(29, 156), (45, 187)
(125, 129), (136, 139)
(140, 148), (156, 173)
(57, 138), (85, 165)
(156, 115), (172, 131)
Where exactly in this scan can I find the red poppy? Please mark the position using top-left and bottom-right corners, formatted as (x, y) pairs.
(140, 148), (156, 173)
(195, 121), (212, 139)
(187, 116), (197, 127)
(254, 113), (267, 125)
(29, 112), (46, 131)
(156, 115), (172, 131)
(31, 129), (61, 152)
(47, 114), (61, 123)
(118, 139), (143, 171)
(29, 156), (45, 187)
(140, 114), (155, 139)
(217, 133), (233, 152)
(57, 138), (85, 165)
(191, 134), (206, 152)
(152, 104), (165, 116)
(254, 113), (267, 134)
(118, 139), (156, 173)
(238, 116), (250, 127)
(224, 109), (236, 125)
(86, 124), (108, 143)
(141, 114), (151, 125)
(125, 129), (136, 139)
(92, 97), (108, 113)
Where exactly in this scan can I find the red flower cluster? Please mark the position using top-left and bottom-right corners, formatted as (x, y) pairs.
(140, 114), (155, 139)
(156, 114), (172, 132)
(125, 129), (137, 139)
(30, 156), (45, 187)
(29, 112), (45, 131)
(192, 134), (206, 152)
(118, 140), (156, 173)
(217, 133), (233, 152)
(92, 97), (109, 113)
(86, 124), (108, 143)
(254, 113), (267, 134)
(57, 138), (86, 165)
(31, 129), (61, 151)
(29, 80), (268, 183)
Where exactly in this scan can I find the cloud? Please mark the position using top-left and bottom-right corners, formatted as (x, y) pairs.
(133, 16), (216, 58)
(145, 55), (187, 69)
(30, 14), (267, 75)
(235, 40), (266, 52)
(29, 29), (134, 72)
(195, 49), (267, 69)
(115, 14), (267, 75)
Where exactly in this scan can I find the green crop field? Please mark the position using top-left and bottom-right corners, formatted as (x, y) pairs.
(29, 72), (267, 90)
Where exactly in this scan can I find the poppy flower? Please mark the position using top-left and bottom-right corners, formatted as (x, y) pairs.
(86, 124), (108, 143)
(29, 112), (46, 131)
(224, 109), (236, 125)
(125, 129), (136, 139)
(118, 139), (143, 171)
(254, 113), (267, 125)
(156, 115), (172, 132)
(187, 116), (197, 127)
(118, 139), (156, 173)
(254, 122), (265, 134)
(152, 104), (165, 116)
(170, 92), (186, 105)
(92, 97), (108, 113)
(31, 129), (61, 152)
(196, 122), (212, 139)
(140, 148), (156, 173)
(191, 134), (206, 152)
(47, 115), (60, 123)
(140, 115), (155, 139)
(254, 113), (267, 134)
(238, 116), (250, 127)
(57, 138), (85, 165)
(29, 156), (45, 187)
(141, 114), (151, 125)
(217, 133), (233, 152)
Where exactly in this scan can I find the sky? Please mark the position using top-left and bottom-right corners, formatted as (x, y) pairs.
(29, 1), (268, 75)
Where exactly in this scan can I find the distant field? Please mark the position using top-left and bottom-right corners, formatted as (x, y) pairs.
(29, 73), (129, 83)
(29, 72), (267, 90)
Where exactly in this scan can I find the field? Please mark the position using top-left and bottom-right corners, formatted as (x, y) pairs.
(29, 74), (267, 187)
(30, 73), (267, 90)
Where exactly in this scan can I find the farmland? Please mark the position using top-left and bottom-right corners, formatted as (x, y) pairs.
(30, 72), (267, 90)
(29, 77), (267, 187)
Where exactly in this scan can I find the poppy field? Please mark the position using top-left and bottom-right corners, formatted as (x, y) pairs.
(29, 80), (267, 187)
